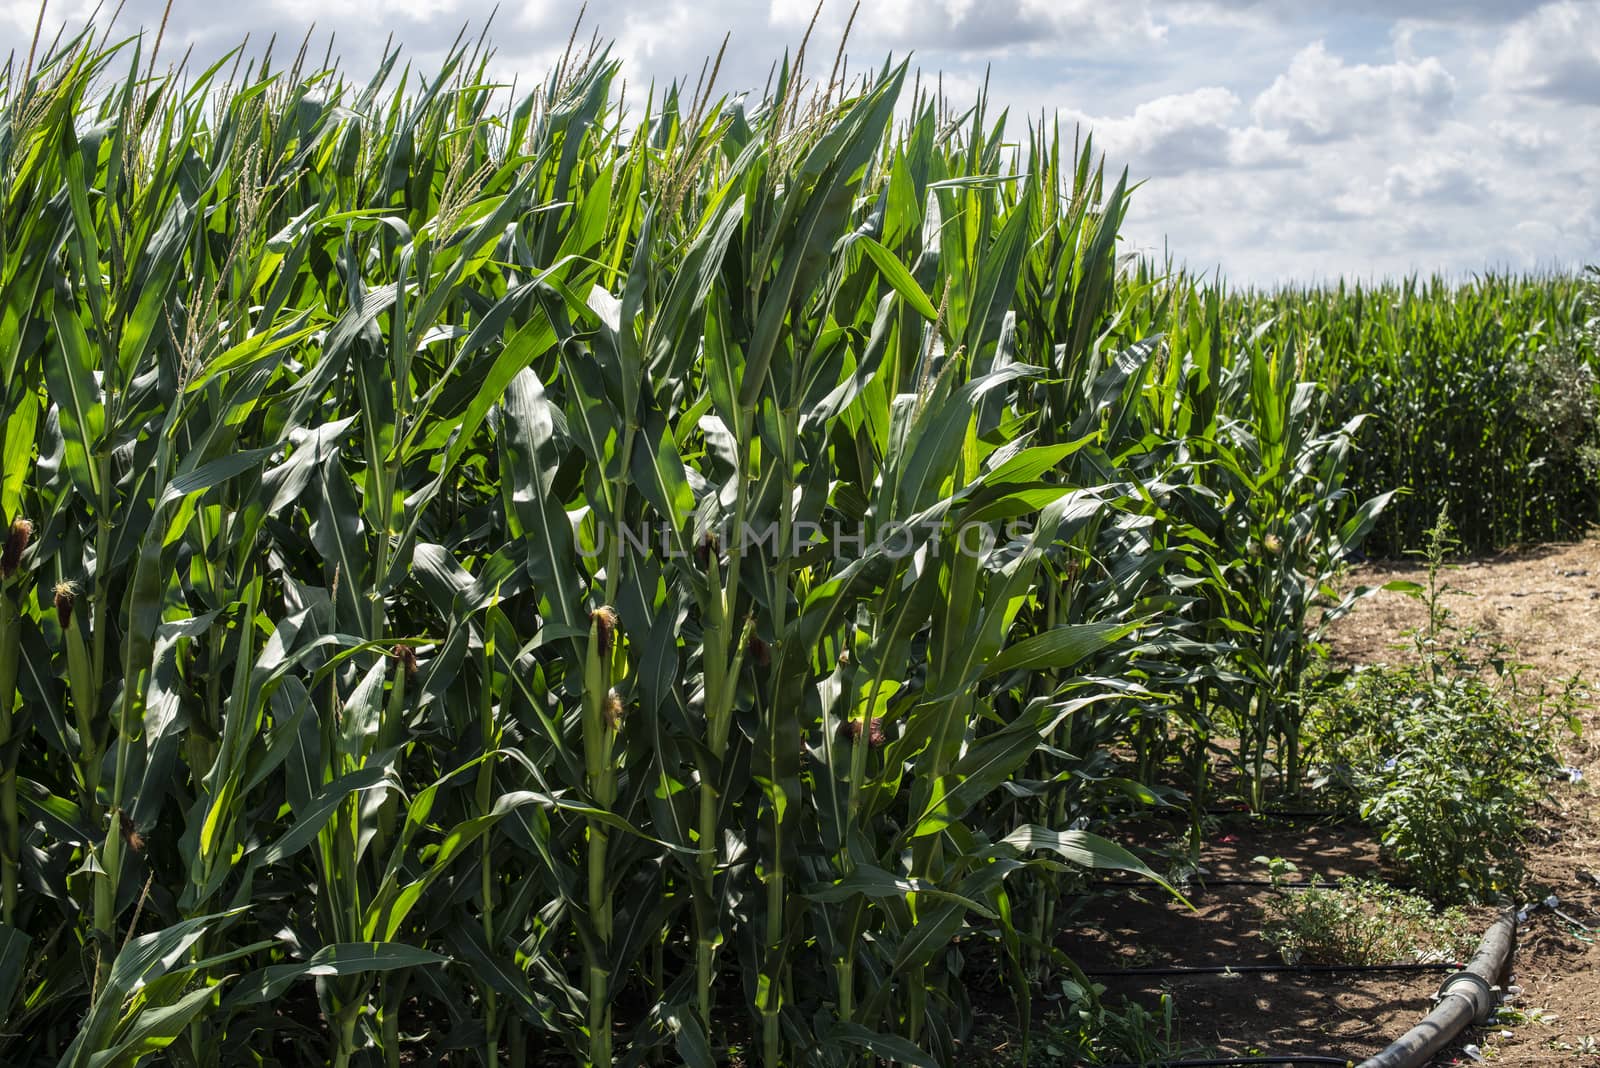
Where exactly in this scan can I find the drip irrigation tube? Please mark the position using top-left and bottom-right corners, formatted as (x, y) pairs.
(1354, 910), (1516, 1068)
(1081, 962), (1457, 978)
(1219, 809), (1343, 819)
(1095, 878), (1343, 889)
(1102, 1059), (1354, 1067)
(1142, 807), (1345, 820)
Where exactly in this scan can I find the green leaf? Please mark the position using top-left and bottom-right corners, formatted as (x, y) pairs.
(0, 924), (30, 1019)
(829, 1021), (939, 1068)
(802, 864), (998, 919)
(45, 278), (105, 502)
(983, 621), (1138, 678)
(856, 236), (939, 320)
(227, 942), (449, 1006)
(1, 388), (38, 521)
(258, 763), (394, 867)
(85, 985), (217, 1068)
(663, 1003), (717, 1068)
(998, 826), (1188, 903)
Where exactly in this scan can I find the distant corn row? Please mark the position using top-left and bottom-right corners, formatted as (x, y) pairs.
(2, 24), (1388, 1068)
(1235, 274), (1598, 555)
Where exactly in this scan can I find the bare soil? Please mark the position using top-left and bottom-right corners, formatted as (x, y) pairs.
(1325, 539), (1600, 1066)
(1050, 538), (1600, 1065)
(1060, 819), (1447, 1061)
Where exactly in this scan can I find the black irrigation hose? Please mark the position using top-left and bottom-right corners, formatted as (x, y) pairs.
(1215, 809), (1345, 819)
(1102, 1059), (1354, 1067)
(1094, 878), (1343, 889)
(1082, 961), (1458, 977)
(1141, 807), (1346, 820)
(1102, 1058), (1354, 1067)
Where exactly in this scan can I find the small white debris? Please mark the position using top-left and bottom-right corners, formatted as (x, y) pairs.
(1463, 1043), (1484, 1062)
(1545, 894), (1560, 909)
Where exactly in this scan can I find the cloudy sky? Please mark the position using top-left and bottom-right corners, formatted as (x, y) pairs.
(4, 0), (1597, 285)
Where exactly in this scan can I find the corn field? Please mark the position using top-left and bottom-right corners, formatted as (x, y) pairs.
(1, 19), (1517, 1068)
(1240, 274), (1599, 555)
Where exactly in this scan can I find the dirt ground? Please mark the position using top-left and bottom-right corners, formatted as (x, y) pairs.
(1061, 820), (1448, 1061)
(1053, 538), (1600, 1065)
(1325, 539), (1600, 1066)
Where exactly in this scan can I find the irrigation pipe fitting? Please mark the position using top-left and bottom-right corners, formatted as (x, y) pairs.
(1355, 910), (1516, 1068)
(1517, 892), (1592, 933)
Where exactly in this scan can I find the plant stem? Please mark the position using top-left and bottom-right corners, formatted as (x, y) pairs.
(478, 632), (500, 1068)
(696, 410), (753, 1034)
(333, 1002), (361, 1068)
(759, 406), (797, 1067)
(582, 614), (616, 1067)
(0, 591), (19, 925)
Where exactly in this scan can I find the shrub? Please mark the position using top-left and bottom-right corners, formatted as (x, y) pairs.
(1310, 511), (1581, 902)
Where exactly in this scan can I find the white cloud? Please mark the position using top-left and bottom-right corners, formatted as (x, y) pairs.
(1383, 154), (1489, 204)
(1066, 39), (1469, 182)
(1491, 1), (1600, 105)
(1251, 41), (1455, 143)
(1488, 118), (1562, 157)
(269, 0), (459, 24)
(1227, 124), (1296, 169)
(1065, 88), (1242, 175)
(2, 0), (100, 40)
(2, 0), (1595, 285)
(769, 0), (1167, 54)
(1190, 0), (1538, 23)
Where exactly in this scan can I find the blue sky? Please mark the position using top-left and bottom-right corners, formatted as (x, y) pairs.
(4, 0), (1597, 285)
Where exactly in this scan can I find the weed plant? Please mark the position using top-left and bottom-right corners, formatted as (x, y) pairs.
(979, 982), (1182, 1067)
(1258, 873), (1474, 966)
(1308, 510), (1582, 903)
